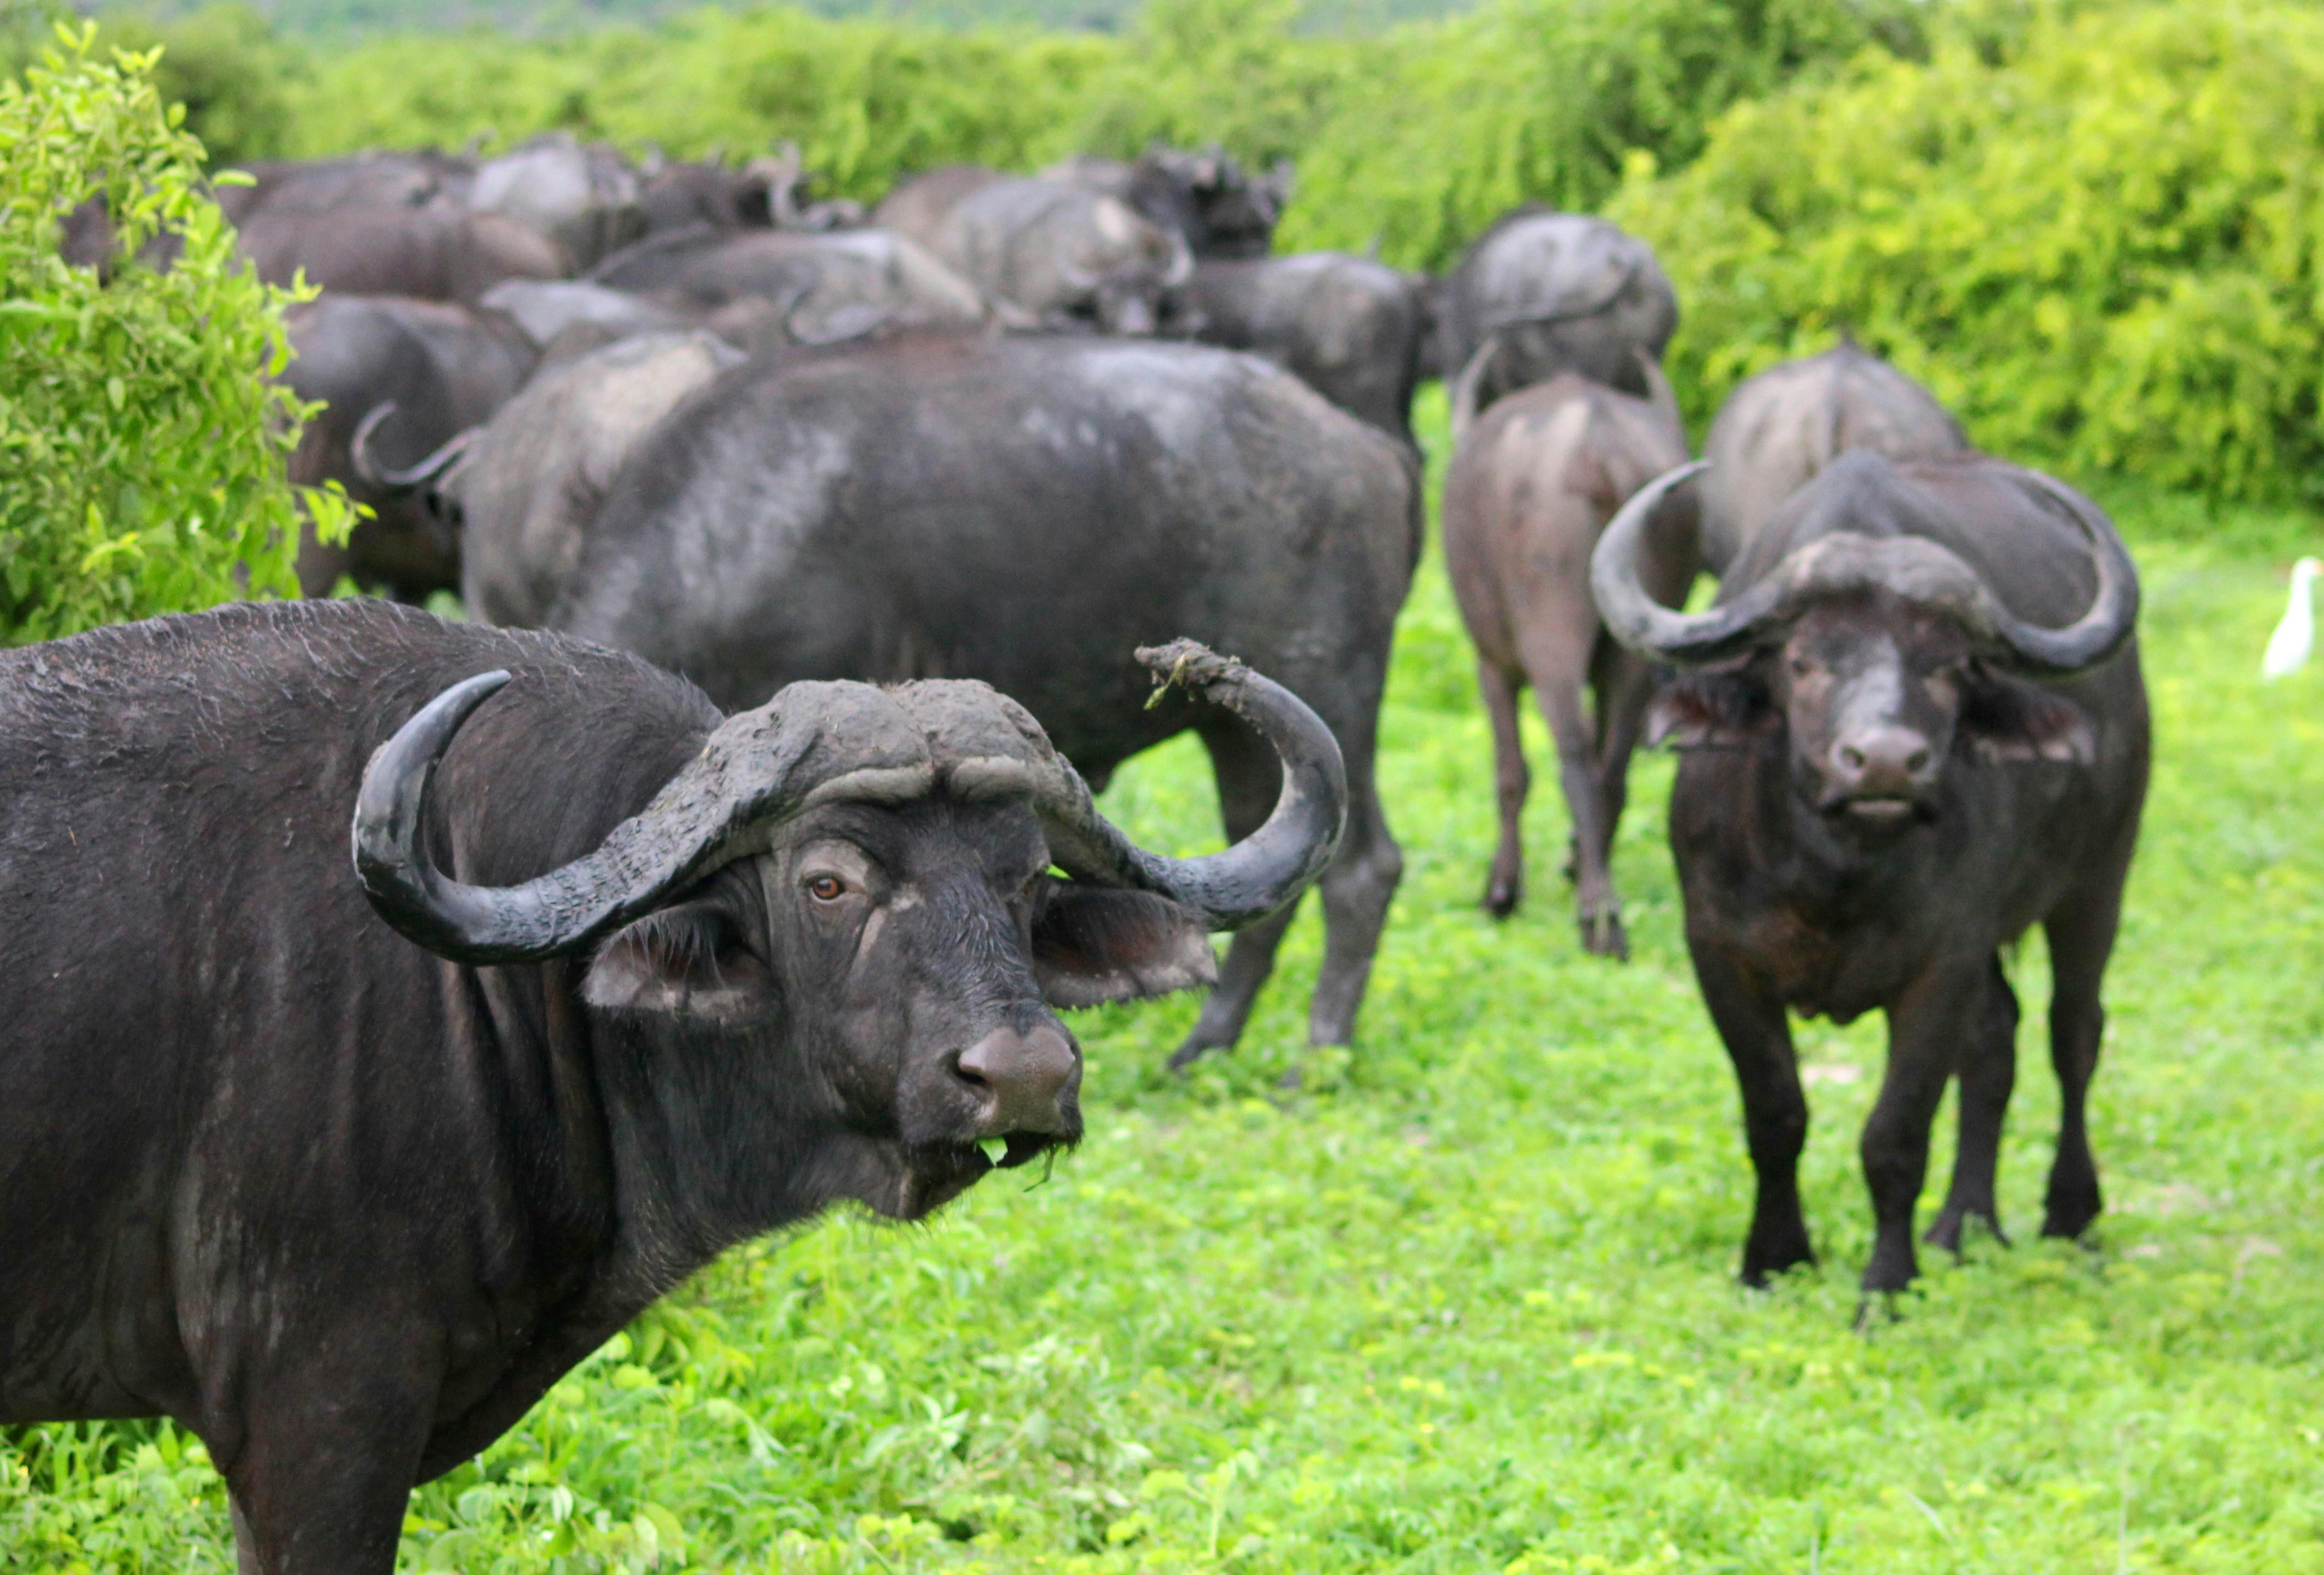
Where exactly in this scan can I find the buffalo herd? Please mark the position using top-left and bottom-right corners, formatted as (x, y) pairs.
(4, 131), (2156, 1572)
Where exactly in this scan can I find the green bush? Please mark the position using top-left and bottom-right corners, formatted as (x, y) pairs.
(1609, 0), (2324, 501)
(0, 24), (347, 643)
(1275, 0), (1934, 269)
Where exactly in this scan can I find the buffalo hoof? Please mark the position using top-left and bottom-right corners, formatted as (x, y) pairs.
(1924, 1207), (2010, 1255)
(1578, 908), (1629, 961)
(2040, 1194), (2102, 1242)
(1483, 877), (1521, 919)
(1852, 1293), (1906, 1333)
(1167, 1035), (1225, 1073)
(1740, 1242), (1815, 1289)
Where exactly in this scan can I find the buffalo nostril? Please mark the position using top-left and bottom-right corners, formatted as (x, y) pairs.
(955, 1024), (1077, 1136)
(1906, 747), (1931, 773)
(1839, 745), (1866, 770)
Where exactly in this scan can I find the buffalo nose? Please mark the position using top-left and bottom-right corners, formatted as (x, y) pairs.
(954, 1025), (1078, 1137)
(1832, 726), (1935, 795)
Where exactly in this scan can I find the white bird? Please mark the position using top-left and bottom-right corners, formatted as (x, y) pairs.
(2261, 556), (2321, 680)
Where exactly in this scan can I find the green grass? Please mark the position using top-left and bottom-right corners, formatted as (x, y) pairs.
(8, 391), (2324, 1572)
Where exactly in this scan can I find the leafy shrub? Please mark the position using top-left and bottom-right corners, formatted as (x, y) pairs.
(0, 24), (347, 643)
(1275, 0), (1935, 269)
(1609, 0), (2324, 500)
(272, 5), (1116, 198)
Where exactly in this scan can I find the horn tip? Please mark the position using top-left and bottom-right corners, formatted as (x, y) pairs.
(1135, 639), (1244, 699)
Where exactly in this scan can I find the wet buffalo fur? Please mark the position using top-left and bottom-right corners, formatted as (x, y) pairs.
(1654, 453), (2150, 1307)
(0, 599), (1214, 1573)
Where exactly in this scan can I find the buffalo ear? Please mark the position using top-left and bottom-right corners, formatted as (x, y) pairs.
(1962, 669), (2096, 764)
(582, 901), (772, 1018)
(1032, 883), (1218, 1009)
(1648, 669), (1773, 750)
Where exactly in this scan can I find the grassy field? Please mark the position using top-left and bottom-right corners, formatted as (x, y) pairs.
(7, 393), (2324, 1572)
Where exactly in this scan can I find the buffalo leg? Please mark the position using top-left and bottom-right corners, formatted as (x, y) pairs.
(1478, 659), (1531, 918)
(1590, 638), (1655, 847)
(1690, 938), (1813, 1282)
(1309, 754), (1402, 1047)
(1925, 955), (2019, 1253)
(1861, 957), (1987, 1295)
(220, 1360), (432, 1574)
(1525, 627), (1623, 959)
(2043, 882), (2124, 1239)
(1172, 716), (1297, 1067)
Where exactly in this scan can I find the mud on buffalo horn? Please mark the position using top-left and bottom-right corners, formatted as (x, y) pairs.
(351, 641), (1347, 964)
(1590, 461), (2139, 678)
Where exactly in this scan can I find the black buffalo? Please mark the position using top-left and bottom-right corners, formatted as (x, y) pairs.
(0, 599), (1342, 1572)
(1177, 251), (1424, 440)
(281, 293), (539, 597)
(1441, 209), (1677, 429)
(587, 225), (992, 347)
(521, 334), (1417, 1063)
(1593, 451), (2147, 1303)
(1045, 144), (1290, 261)
(884, 176), (1191, 335)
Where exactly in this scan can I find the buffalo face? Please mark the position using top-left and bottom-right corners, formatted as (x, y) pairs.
(354, 642), (1346, 1228)
(580, 793), (1153, 1218)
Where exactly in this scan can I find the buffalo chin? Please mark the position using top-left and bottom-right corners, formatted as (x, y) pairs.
(860, 1133), (1074, 1221)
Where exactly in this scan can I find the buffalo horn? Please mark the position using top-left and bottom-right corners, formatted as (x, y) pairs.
(1593, 461), (2139, 677)
(354, 672), (919, 964)
(1591, 460), (1790, 667)
(1984, 473), (2140, 675)
(1031, 641), (1346, 931)
(351, 402), (475, 493)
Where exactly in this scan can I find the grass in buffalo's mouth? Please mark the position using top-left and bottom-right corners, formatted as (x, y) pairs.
(7, 395), (2323, 1573)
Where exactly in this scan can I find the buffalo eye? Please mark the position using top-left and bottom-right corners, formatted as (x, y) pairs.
(805, 873), (848, 903)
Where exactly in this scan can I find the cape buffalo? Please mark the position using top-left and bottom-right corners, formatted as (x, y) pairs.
(529, 334), (1417, 1063)
(871, 162), (1007, 242)
(0, 599), (1343, 1573)
(450, 329), (745, 626)
(213, 150), (474, 227)
(1046, 144), (1289, 260)
(1700, 342), (1971, 574)
(282, 293), (539, 597)
(1592, 451), (2147, 1305)
(588, 225), (992, 346)
(475, 277), (693, 352)
(1442, 209), (1677, 429)
(1444, 371), (1694, 954)
(1178, 252), (1424, 439)
(239, 201), (569, 301)
(467, 132), (646, 270)
(889, 176), (1193, 335)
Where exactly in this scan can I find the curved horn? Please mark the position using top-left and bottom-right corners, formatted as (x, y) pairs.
(354, 671), (925, 964)
(1592, 460), (1790, 667)
(351, 402), (475, 493)
(1034, 641), (1345, 931)
(1984, 473), (2140, 675)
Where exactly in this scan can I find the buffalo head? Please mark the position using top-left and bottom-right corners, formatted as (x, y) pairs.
(353, 641), (1344, 1219)
(1592, 457), (2138, 834)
